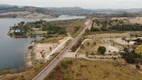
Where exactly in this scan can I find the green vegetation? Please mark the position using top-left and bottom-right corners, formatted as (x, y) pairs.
(61, 59), (73, 69)
(92, 12), (142, 18)
(71, 36), (84, 52)
(121, 48), (142, 64)
(0, 68), (17, 75)
(45, 58), (142, 80)
(10, 19), (85, 37)
(0, 66), (26, 76)
(91, 18), (142, 32)
(97, 46), (106, 55)
(43, 25), (66, 34)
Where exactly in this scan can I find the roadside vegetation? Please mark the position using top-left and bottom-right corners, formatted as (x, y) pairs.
(71, 36), (85, 52)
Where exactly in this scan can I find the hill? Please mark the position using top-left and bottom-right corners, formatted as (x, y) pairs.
(46, 7), (93, 16)
(1, 4), (142, 18)
(0, 4), (55, 18)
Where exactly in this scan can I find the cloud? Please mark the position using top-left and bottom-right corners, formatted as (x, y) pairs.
(115, 0), (142, 5)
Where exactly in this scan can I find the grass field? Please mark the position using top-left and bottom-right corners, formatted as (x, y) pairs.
(45, 58), (142, 80)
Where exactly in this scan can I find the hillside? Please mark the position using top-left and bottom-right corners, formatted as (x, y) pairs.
(46, 7), (93, 16)
(0, 5), (92, 18)
(0, 4), (55, 18)
(1, 4), (142, 18)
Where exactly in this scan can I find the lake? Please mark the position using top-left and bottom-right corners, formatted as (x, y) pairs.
(0, 15), (85, 70)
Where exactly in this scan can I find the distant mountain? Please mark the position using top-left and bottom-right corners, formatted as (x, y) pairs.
(116, 8), (142, 13)
(0, 4), (142, 18)
(45, 7), (93, 16)
(0, 4), (14, 7)
(0, 5), (48, 14)
(0, 4), (16, 12)
(92, 8), (142, 13)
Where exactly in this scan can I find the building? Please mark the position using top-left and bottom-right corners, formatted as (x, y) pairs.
(15, 29), (21, 33)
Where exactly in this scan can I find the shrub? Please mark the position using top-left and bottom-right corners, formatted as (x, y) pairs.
(97, 46), (106, 55)
(136, 64), (140, 69)
(61, 59), (73, 68)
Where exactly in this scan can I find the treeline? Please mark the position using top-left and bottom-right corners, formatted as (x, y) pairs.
(91, 19), (142, 31)
(42, 25), (66, 34)
(110, 24), (142, 31)
(120, 48), (142, 64)
(91, 12), (142, 18)
(11, 20), (67, 36)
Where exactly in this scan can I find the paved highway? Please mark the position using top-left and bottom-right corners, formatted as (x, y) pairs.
(32, 19), (92, 80)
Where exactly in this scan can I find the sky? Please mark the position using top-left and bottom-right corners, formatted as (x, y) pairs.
(1, 0), (142, 9)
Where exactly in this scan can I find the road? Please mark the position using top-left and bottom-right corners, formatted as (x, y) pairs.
(32, 19), (92, 80)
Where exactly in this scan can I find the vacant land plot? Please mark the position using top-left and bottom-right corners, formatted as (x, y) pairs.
(44, 19), (85, 37)
(79, 32), (130, 55)
(129, 17), (142, 24)
(79, 39), (102, 54)
(45, 58), (142, 80)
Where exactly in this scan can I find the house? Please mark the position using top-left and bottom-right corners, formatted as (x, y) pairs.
(15, 29), (21, 33)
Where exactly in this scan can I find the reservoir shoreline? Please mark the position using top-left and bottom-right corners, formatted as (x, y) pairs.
(0, 15), (85, 70)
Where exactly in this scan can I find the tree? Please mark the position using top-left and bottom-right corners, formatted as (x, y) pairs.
(61, 59), (73, 69)
(97, 46), (106, 55)
(136, 64), (140, 69)
(93, 42), (96, 45)
(49, 47), (52, 51)
(86, 42), (90, 46)
(120, 48), (136, 64)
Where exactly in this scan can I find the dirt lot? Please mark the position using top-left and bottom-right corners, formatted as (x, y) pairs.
(26, 37), (69, 66)
(129, 17), (142, 24)
(45, 58), (142, 80)
(33, 43), (58, 60)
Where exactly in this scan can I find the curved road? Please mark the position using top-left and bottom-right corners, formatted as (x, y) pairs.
(32, 19), (92, 80)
